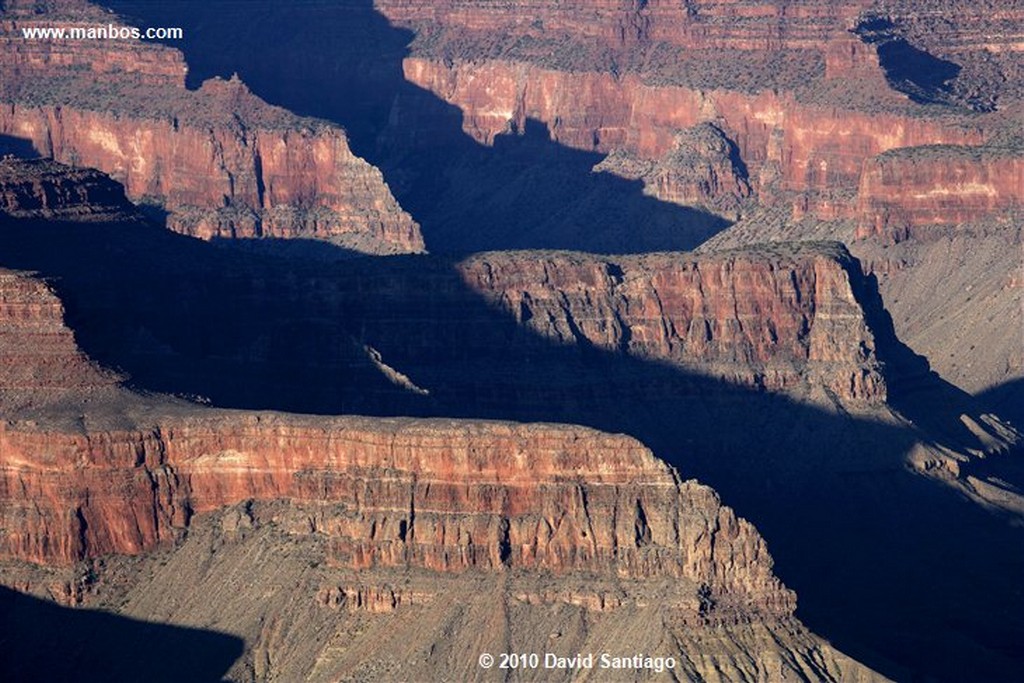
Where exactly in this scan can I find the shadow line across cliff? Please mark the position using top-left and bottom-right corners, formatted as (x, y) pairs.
(103, 0), (729, 255)
(1, 217), (1023, 682)
(0, 586), (242, 682)
(0, 134), (40, 158)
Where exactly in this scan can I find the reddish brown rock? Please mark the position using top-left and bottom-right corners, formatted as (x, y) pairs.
(595, 122), (753, 219)
(375, 0), (1017, 232)
(854, 145), (1024, 242)
(376, 0), (873, 51)
(0, 244), (884, 679)
(0, 79), (423, 253)
(397, 57), (985, 203)
(0, 415), (792, 619)
(0, 0), (187, 86)
(456, 245), (887, 404)
(0, 2), (424, 254)
(0, 268), (122, 415)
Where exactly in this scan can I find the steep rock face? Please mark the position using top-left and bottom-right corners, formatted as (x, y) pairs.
(0, 181), (888, 413)
(102, 512), (880, 682)
(851, 229), (1023, 395)
(375, 0), (1015, 234)
(861, 0), (1024, 110)
(0, 2), (424, 254)
(0, 267), (120, 410)
(397, 57), (984, 204)
(0, 235), (888, 680)
(854, 145), (1024, 241)
(456, 246), (886, 404)
(594, 122), (753, 219)
(0, 82), (423, 253)
(376, 0), (873, 51)
(0, 415), (792, 619)
(842, 142), (1021, 392)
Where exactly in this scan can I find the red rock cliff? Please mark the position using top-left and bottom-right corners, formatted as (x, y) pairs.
(0, 268), (120, 410)
(397, 58), (984, 203)
(0, 0), (187, 86)
(0, 415), (794, 618)
(0, 3), (423, 254)
(375, 0), (873, 50)
(0, 157), (140, 222)
(0, 79), (423, 253)
(854, 145), (1024, 241)
(374, 0), (1013, 227)
(0, 234), (789, 615)
(455, 246), (887, 403)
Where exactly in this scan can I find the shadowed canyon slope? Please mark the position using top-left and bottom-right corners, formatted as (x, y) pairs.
(1, 159), (1022, 681)
(0, 185), (883, 680)
(1, 0), (1023, 681)
(98, 0), (1024, 396)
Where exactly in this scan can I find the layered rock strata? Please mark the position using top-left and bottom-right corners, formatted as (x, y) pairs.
(455, 246), (887, 405)
(0, 267), (121, 411)
(0, 245), (885, 680)
(97, 507), (881, 682)
(593, 122), (753, 219)
(0, 158), (1009, 682)
(854, 144), (1024, 241)
(0, 415), (791, 618)
(0, 0), (187, 86)
(0, 4), (423, 253)
(373, 0), (1018, 234)
(395, 57), (985, 207)
(375, 0), (875, 52)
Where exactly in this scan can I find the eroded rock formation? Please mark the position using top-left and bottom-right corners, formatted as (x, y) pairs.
(0, 267), (121, 409)
(2, 142), (1018, 683)
(0, 0), (187, 86)
(0, 415), (790, 617)
(0, 4), (423, 253)
(854, 144), (1024, 241)
(395, 56), (986, 205)
(0, 3), (1021, 680)
(456, 246), (887, 404)
(0, 253), (883, 681)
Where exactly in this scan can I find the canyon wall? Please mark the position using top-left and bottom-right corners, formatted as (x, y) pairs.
(0, 415), (794, 619)
(376, 0), (1017, 238)
(0, 147), (1009, 682)
(0, 256), (885, 680)
(374, 0), (1022, 401)
(455, 247), (886, 404)
(0, 159), (887, 415)
(0, 5), (424, 254)
(0, 83), (423, 253)
(0, 0), (187, 86)
(0, 157), (140, 222)
(396, 57), (985, 202)
(0, 267), (121, 413)
(854, 145), (1024, 241)
(375, 0), (873, 50)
